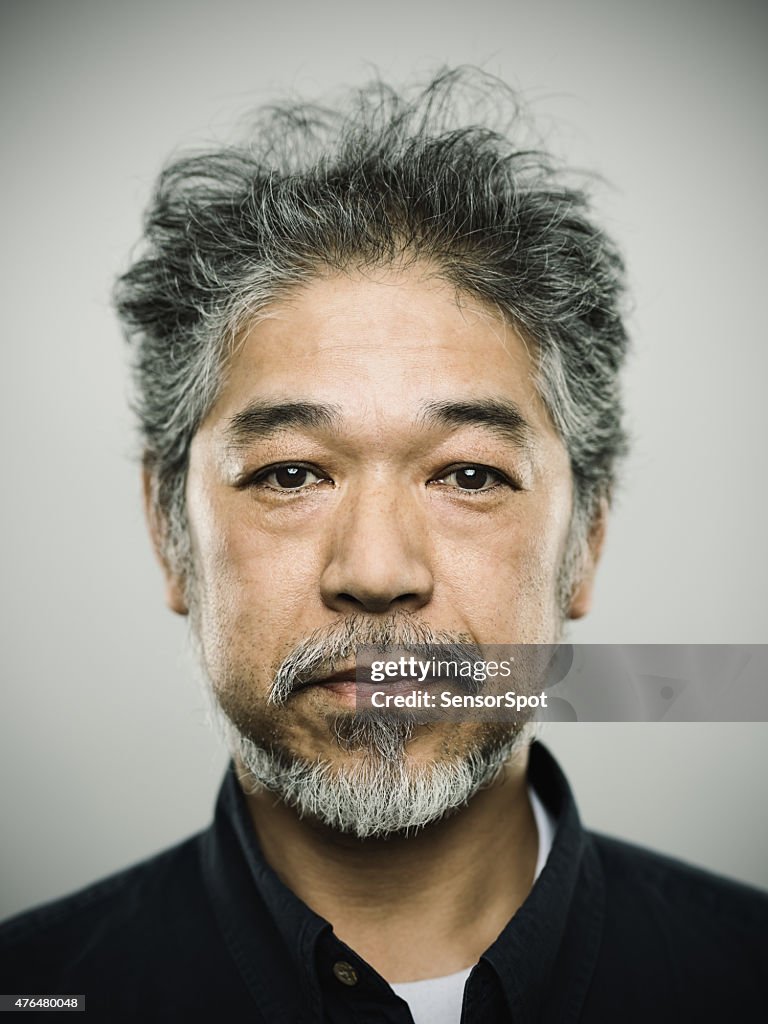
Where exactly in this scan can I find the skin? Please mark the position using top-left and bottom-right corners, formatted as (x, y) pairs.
(146, 264), (603, 981)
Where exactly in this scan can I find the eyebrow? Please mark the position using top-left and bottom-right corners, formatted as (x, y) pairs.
(224, 401), (341, 448)
(223, 397), (534, 450)
(419, 399), (534, 449)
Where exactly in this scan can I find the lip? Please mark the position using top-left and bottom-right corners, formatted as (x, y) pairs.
(298, 668), (431, 699)
(314, 668), (359, 686)
(294, 668), (358, 693)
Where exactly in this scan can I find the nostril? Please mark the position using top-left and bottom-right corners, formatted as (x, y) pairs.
(333, 591), (426, 614)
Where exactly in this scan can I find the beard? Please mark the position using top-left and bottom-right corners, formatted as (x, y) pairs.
(199, 611), (529, 839)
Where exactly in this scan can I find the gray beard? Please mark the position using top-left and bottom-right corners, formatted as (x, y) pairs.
(199, 611), (527, 838)
(217, 711), (523, 838)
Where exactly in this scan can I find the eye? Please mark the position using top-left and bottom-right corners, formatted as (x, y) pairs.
(432, 465), (509, 492)
(252, 464), (327, 491)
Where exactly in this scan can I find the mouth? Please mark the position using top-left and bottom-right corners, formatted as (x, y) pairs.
(296, 668), (431, 703)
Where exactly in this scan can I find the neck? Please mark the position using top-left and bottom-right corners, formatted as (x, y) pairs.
(241, 743), (538, 982)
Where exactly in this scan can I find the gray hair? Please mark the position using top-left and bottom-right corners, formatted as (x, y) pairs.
(114, 68), (629, 599)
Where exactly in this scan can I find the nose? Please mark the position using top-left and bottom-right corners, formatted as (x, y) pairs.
(319, 481), (434, 615)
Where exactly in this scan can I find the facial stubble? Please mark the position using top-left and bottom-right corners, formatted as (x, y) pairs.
(196, 610), (529, 838)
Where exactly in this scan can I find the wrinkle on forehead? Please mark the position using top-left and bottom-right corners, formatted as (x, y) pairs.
(200, 265), (557, 452)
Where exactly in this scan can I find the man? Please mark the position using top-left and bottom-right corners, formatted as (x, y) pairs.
(1, 70), (765, 1022)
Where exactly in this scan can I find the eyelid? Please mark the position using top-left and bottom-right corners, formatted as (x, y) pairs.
(238, 461), (332, 490)
(430, 463), (521, 490)
(236, 460), (521, 491)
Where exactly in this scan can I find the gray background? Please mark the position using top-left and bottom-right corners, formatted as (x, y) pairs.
(1, 0), (766, 919)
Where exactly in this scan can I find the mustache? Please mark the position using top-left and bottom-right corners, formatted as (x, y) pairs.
(268, 612), (481, 706)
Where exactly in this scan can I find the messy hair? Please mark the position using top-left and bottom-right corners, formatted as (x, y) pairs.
(114, 68), (629, 606)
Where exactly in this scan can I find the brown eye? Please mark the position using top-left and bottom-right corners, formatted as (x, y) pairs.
(256, 465), (325, 490)
(453, 467), (492, 490)
(273, 466), (310, 488)
(435, 465), (505, 492)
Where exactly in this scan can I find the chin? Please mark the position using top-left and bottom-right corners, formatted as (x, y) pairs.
(223, 709), (528, 839)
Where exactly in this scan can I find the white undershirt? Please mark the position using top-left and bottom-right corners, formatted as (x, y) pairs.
(389, 786), (556, 1024)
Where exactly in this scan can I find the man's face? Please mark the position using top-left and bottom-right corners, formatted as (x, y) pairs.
(177, 265), (581, 794)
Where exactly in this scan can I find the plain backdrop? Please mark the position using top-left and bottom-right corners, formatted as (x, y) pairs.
(1, 0), (766, 919)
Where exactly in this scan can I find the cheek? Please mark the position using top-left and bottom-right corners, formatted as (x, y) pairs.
(433, 494), (571, 640)
(187, 490), (325, 671)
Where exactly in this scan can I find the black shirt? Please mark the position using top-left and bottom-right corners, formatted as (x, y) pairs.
(1, 743), (766, 1021)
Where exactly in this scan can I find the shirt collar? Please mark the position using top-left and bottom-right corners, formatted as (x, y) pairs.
(200, 742), (605, 1023)
(481, 742), (605, 1021)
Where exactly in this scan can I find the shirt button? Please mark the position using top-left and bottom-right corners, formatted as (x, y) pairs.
(332, 961), (359, 986)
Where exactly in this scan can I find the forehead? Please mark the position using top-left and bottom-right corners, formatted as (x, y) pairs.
(200, 266), (563, 450)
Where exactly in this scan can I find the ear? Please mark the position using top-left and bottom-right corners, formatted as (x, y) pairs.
(567, 498), (608, 620)
(142, 463), (189, 616)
